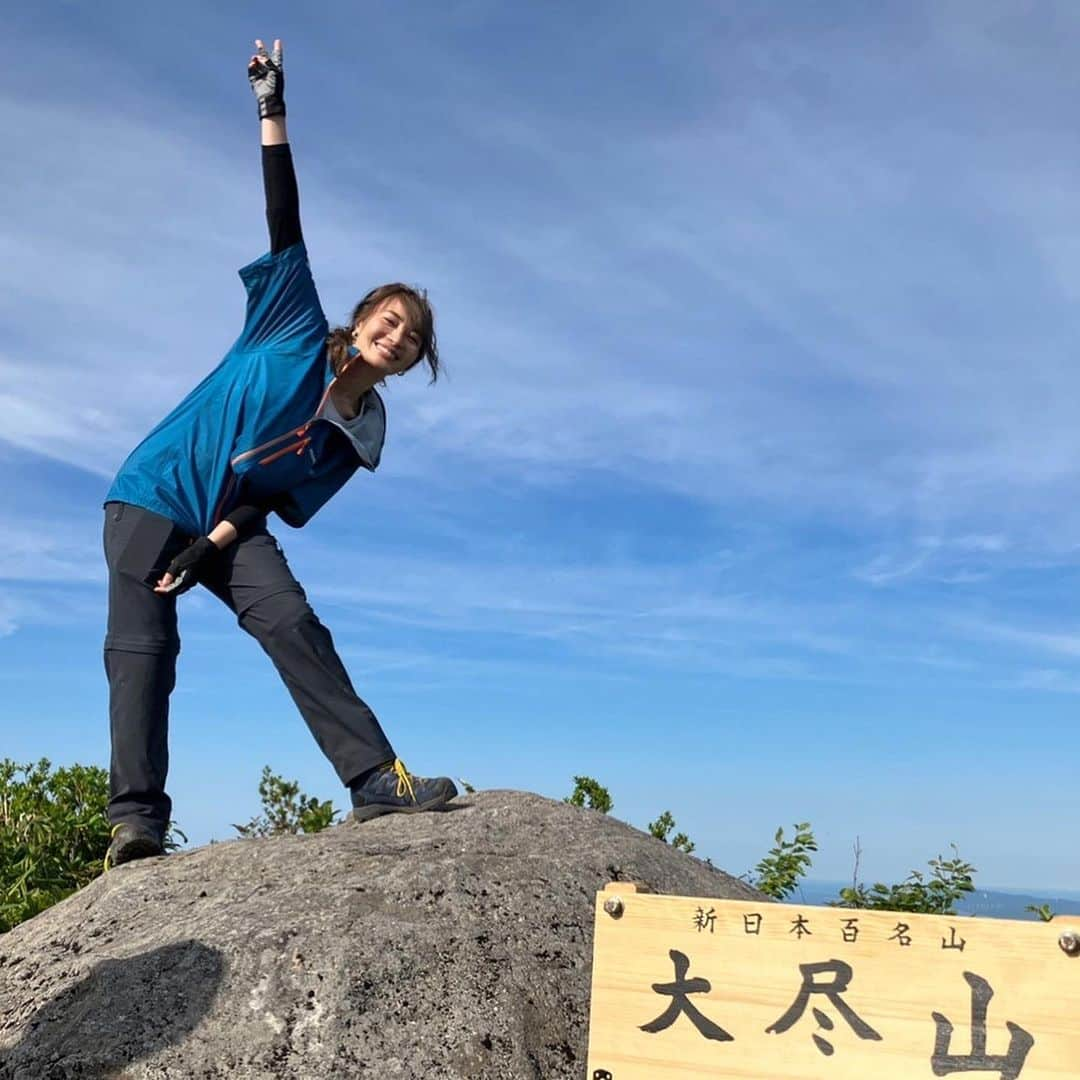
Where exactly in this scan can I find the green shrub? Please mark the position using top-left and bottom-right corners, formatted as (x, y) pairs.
(0, 758), (112, 932)
(0, 758), (187, 933)
(750, 822), (817, 900)
(835, 847), (975, 915)
(648, 810), (695, 854)
(232, 766), (338, 837)
(564, 775), (613, 814)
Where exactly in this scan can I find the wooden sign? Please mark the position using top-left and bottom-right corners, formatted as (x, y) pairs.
(586, 884), (1080, 1079)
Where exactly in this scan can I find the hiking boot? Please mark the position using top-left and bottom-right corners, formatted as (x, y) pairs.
(104, 822), (165, 871)
(350, 759), (458, 822)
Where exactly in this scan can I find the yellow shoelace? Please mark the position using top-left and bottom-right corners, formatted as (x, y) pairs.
(102, 823), (124, 872)
(392, 758), (417, 803)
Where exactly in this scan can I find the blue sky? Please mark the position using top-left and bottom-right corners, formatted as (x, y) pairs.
(3, 1), (1080, 892)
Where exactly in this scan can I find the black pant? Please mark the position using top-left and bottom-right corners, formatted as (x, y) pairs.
(103, 502), (395, 836)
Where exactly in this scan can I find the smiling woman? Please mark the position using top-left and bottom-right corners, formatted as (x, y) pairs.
(98, 38), (457, 871)
(326, 283), (439, 419)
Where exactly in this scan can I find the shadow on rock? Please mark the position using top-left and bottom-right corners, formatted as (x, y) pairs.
(0, 940), (224, 1080)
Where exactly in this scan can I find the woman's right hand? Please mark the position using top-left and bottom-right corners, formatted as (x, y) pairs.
(248, 38), (285, 119)
(154, 536), (218, 596)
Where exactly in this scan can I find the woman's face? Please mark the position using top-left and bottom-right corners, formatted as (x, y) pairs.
(350, 297), (422, 377)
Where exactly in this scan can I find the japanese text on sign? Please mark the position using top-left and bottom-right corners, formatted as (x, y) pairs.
(587, 890), (1078, 1080)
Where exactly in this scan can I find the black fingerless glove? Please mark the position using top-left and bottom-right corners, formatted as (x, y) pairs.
(249, 42), (285, 119)
(159, 537), (218, 596)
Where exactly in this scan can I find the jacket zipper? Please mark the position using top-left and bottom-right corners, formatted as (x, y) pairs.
(216, 359), (373, 525)
(259, 436), (313, 466)
(231, 426), (310, 467)
(229, 376), (340, 470)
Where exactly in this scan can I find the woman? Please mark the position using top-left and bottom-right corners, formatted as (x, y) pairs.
(101, 39), (457, 870)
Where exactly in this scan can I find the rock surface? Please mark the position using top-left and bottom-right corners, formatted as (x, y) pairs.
(0, 790), (764, 1079)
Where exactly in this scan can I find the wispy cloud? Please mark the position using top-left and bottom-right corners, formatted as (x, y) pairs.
(6, 3), (1080, 886)
(0, 595), (20, 637)
(959, 617), (1080, 660)
(0, 517), (103, 585)
(10, 6), (1080, 553)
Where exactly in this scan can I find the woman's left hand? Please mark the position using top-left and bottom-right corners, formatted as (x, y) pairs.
(248, 38), (285, 119)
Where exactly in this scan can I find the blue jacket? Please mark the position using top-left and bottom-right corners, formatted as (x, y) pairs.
(106, 243), (383, 535)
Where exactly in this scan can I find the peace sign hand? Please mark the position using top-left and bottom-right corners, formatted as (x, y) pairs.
(248, 38), (285, 119)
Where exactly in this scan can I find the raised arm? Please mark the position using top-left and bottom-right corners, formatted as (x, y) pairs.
(152, 41), (299, 597)
(249, 38), (302, 254)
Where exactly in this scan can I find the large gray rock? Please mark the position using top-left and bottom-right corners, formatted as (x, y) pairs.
(0, 789), (764, 1079)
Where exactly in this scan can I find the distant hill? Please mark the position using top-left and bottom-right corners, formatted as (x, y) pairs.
(957, 888), (1080, 921)
(790, 879), (1080, 921)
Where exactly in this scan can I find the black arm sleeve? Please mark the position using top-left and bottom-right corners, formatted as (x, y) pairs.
(263, 144), (303, 254)
(222, 503), (268, 535)
(222, 497), (288, 537)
